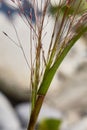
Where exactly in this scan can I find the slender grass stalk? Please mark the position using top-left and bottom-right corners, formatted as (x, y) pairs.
(27, 95), (45, 130)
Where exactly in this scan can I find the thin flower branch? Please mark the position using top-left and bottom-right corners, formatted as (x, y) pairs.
(3, 31), (20, 47)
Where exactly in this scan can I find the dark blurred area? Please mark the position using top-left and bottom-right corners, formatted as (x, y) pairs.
(0, 0), (36, 22)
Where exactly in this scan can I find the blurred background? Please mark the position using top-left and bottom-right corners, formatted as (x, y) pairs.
(0, 0), (87, 130)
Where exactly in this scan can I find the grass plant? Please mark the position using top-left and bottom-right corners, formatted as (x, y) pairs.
(2, 0), (87, 130)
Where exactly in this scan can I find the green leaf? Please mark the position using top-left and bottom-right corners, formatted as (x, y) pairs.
(38, 26), (87, 95)
(38, 118), (62, 130)
(73, 0), (87, 13)
(49, 0), (87, 16)
(49, 5), (74, 16)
